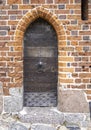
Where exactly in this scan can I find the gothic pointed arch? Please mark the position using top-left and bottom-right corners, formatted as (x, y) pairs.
(14, 6), (67, 88)
(14, 7), (66, 43)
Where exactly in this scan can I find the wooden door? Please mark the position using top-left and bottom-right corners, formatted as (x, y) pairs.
(23, 18), (58, 107)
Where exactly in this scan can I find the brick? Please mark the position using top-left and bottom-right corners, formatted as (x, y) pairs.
(83, 79), (89, 83)
(7, 62), (23, 68)
(58, 4), (65, 9)
(71, 84), (86, 89)
(79, 41), (91, 46)
(46, 0), (53, 3)
(0, 78), (10, 82)
(75, 10), (81, 14)
(59, 73), (67, 78)
(83, 36), (90, 40)
(75, 47), (82, 51)
(8, 72), (22, 78)
(67, 15), (81, 19)
(55, 0), (69, 3)
(11, 25), (16, 30)
(8, 10), (22, 15)
(0, 36), (10, 41)
(12, 5), (18, 9)
(15, 47), (23, 51)
(87, 96), (91, 100)
(59, 47), (74, 51)
(67, 25), (81, 30)
(82, 67), (89, 72)
(75, 79), (81, 83)
(71, 41), (78, 46)
(8, 21), (18, 25)
(8, 31), (14, 35)
(0, 5), (10, 9)
(0, 73), (6, 77)
(0, 42), (6, 47)
(0, 10), (6, 15)
(83, 46), (89, 52)
(79, 62), (90, 68)
(0, 26), (10, 31)
(42, 4), (57, 9)
(79, 31), (91, 35)
(0, 21), (6, 25)
(10, 16), (17, 20)
(0, 62), (6, 66)
(68, 36), (81, 40)
(71, 31), (78, 36)
(3, 87), (9, 95)
(71, 20), (77, 24)
(19, 5), (34, 9)
(59, 15), (66, 19)
(79, 52), (91, 56)
(82, 25), (89, 30)
(0, 57), (11, 61)
(59, 78), (74, 83)
(82, 57), (89, 61)
(58, 62), (66, 67)
(89, 85), (91, 90)
(75, 0), (80, 3)
(7, 0), (21, 4)
(31, 0), (45, 4)
(55, 10), (69, 14)
(85, 90), (91, 95)
(0, 31), (7, 35)
(59, 52), (66, 56)
(8, 52), (22, 57)
(71, 63), (78, 67)
(0, 16), (9, 20)
(23, 0), (29, 4)
(8, 82), (22, 88)
(59, 68), (74, 72)
(1, 52), (6, 56)
(14, 66), (23, 72)
(72, 73), (78, 78)
(75, 68), (81, 72)
(66, 5), (80, 9)
(79, 73), (91, 78)
(0, 47), (9, 51)
(59, 57), (74, 62)
(58, 36), (66, 40)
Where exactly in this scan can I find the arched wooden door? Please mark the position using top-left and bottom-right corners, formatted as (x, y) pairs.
(23, 18), (58, 107)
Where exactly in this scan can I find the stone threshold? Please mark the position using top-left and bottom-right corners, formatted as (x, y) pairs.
(18, 107), (64, 124)
(18, 107), (90, 127)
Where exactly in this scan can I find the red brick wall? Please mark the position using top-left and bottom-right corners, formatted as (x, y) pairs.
(0, 0), (91, 101)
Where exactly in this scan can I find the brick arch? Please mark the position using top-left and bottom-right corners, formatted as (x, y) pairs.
(14, 6), (66, 43)
(14, 6), (67, 86)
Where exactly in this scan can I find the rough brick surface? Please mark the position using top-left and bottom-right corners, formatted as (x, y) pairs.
(0, 0), (91, 102)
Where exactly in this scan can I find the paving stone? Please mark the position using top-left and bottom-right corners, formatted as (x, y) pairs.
(31, 124), (56, 130)
(9, 123), (28, 130)
(58, 126), (68, 130)
(0, 126), (8, 130)
(65, 113), (84, 125)
(67, 127), (80, 130)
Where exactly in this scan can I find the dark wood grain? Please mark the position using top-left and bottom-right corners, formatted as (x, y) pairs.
(23, 18), (58, 107)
